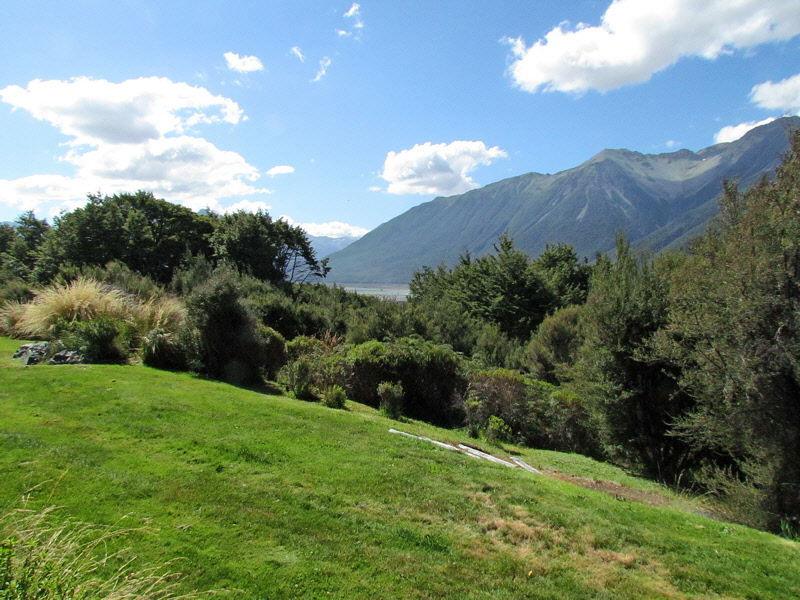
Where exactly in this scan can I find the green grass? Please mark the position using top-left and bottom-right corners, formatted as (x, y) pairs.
(1, 336), (799, 599)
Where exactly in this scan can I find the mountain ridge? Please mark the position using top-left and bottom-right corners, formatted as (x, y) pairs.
(328, 117), (800, 283)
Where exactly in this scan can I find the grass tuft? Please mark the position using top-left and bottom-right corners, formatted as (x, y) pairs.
(0, 505), (224, 600)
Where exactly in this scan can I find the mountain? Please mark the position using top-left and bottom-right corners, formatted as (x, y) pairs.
(328, 117), (800, 284)
(308, 234), (361, 258)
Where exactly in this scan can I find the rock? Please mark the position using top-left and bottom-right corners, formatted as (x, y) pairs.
(49, 350), (84, 365)
(12, 342), (51, 365)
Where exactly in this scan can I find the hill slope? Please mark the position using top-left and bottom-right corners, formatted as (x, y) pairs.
(329, 117), (799, 283)
(2, 337), (800, 599)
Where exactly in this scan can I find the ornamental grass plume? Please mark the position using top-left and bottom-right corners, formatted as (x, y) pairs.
(15, 278), (131, 339)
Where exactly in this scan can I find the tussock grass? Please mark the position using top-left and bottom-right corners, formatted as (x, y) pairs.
(130, 296), (186, 336)
(0, 301), (29, 337)
(15, 278), (131, 338)
(0, 505), (220, 600)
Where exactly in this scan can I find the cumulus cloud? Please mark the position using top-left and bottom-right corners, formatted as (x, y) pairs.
(380, 141), (507, 196)
(290, 46), (305, 62)
(506, 0), (800, 94)
(224, 52), (264, 73)
(0, 76), (269, 215)
(312, 57), (332, 82)
(266, 165), (295, 176)
(714, 72), (800, 143)
(750, 73), (800, 113)
(281, 215), (369, 238)
(714, 117), (776, 144)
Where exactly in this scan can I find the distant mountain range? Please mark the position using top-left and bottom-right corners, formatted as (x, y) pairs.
(307, 234), (362, 258)
(328, 117), (800, 284)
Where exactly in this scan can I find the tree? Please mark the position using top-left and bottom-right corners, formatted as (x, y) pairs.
(573, 235), (693, 481)
(411, 234), (556, 343)
(209, 210), (329, 285)
(652, 129), (800, 528)
(0, 212), (51, 279)
(40, 191), (213, 283)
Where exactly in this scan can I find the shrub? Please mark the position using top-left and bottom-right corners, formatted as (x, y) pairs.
(141, 328), (187, 370)
(321, 384), (347, 409)
(377, 381), (404, 419)
(485, 415), (513, 446)
(0, 301), (29, 338)
(0, 278), (34, 305)
(342, 338), (466, 426)
(180, 267), (267, 385)
(130, 296), (186, 338)
(278, 358), (316, 400)
(257, 324), (288, 380)
(58, 317), (134, 364)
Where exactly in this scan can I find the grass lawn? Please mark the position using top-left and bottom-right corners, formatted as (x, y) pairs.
(1, 336), (799, 599)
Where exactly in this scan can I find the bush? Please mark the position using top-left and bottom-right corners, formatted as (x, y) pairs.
(0, 278), (34, 305)
(342, 338), (466, 426)
(0, 301), (29, 338)
(485, 415), (513, 445)
(257, 324), (287, 380)
(141, 328), (187, 370)
(58, 317), (134, 364)
(321, 384), (347, 409)
(464, 369), (602, 456)
(180, 267), (268, 385)
(378, 381), (404, 419)
(278, 358), (316, 400)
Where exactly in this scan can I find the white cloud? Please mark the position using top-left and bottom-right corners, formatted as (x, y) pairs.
(281, 215), (369, 238)
(713, 117), (777, 143)
(312, 57), (332, 82)
(506, 0), (800, 94)
(344, 3), (360, 19)
(290, 46), (305, 62)
(750, 73), (800, 113)
(0, 77), (269, 216)
(340, 2), (364, 38)
(380, 141), (507, 196)
(224, 52), (264, 73)
(220, 200), (272, 214)
(665, 140), (678, 148)
(266, 165), (295, 177)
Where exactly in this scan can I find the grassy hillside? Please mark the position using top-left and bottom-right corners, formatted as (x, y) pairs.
(1, 336), (799, 599)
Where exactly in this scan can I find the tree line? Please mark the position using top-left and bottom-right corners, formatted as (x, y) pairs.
(2, 130), (800, 533)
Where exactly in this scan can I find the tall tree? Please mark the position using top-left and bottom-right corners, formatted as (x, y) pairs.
(40, 191), (213, 283)
(653, 129), (800, 527)
(209, 210), (329, 285)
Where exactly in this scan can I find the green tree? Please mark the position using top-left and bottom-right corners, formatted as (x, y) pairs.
(574, 235), (692, 481)
(652, 129), (800, 528)
(40, 191), (213, 283)
(533, 242), (593, 306)
(411, 234), (556, 343)
(210, 210), (329, 285)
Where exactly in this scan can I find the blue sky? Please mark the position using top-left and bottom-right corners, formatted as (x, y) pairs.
(2, 0), (800, 237)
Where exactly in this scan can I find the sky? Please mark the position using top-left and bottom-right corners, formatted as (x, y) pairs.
(2, 0), (800, 237)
